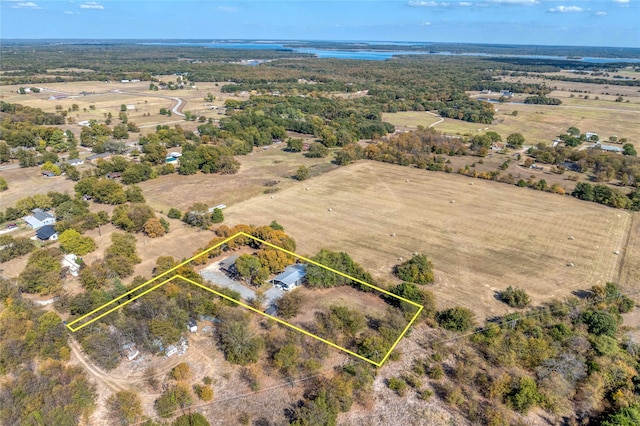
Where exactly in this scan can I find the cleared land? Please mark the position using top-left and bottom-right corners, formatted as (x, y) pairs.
(381, 111), (442, 130)
(222, 161), (633, 320)
(138, 146), (337, 212)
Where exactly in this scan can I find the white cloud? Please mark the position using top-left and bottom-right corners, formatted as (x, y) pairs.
(12, 2), (41, 9)
(459, 2), (472, 5)
(490, 0), (538, 4)
(217, 5), (237, 12)
(613, 0), (629, 3)
(408, 1), (450, 6)
(595, 11), (607, 16)
(421, 21), (432, 26)
(548, 5), (584, 12)
(80, 2), (104, 9)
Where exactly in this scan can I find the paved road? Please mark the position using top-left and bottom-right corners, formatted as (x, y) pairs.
(199, 263), (285, 308)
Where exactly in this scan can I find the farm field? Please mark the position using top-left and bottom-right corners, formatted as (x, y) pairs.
(138, 145), (336, 212)
(222, 160), (634, 320)
(385, 98), (640, 149)
(381, 111), (442, 130)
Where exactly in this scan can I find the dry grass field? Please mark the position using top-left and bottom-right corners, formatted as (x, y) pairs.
(0, 166), (77, 208)
(138, 146), (336, 212)
(222, 161), (634, 321)
(385, 98), (640, 149)
(381, 111), (442, 130)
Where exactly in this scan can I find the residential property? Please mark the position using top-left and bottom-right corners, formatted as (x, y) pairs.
(36, 225), (58, 241)
(586, 132), (599, 141)
(219, 254), (240, 275)
(62, 254), (81, 277)
(106, 172), (122, 180)
(65, 158), (84, 166)
(271, 264), (307, 291)
(42, 170), (56, 178)
(86, 153), (113, 162)
(24, 208), (56, 229)
(594, 143), (623, 153)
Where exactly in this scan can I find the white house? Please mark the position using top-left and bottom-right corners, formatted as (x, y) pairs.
(271, 264), (307, 291)
(24, 208), (56, 229)
(62, 254), (81, 277)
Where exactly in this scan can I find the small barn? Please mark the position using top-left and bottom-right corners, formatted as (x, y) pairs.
(271, 264), (307, 291)
(220, 254), (240, 275)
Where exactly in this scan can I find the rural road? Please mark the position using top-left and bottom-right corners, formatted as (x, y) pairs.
(425, 111), (444, 128)
(112, 89), (186, 117)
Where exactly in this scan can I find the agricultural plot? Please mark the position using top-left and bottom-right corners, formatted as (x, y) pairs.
(223, 161), (634, 320)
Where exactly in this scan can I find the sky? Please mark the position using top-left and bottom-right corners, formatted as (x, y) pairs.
(1, 0), (639, 48)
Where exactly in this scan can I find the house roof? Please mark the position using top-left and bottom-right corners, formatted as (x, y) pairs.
(272, 264), (307, 287)
(32, 208), (54, 222)
(86, 153), (112, 160)
(219, 254), (240, 271)
(24, 216), (42, 228)
(36, 225), (57, 240)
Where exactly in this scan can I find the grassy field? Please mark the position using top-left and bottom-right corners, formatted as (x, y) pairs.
(384, 98), (640, 149)
(381, 111), (442, 130)
(138, 146), (336, 212)
(221, 160), (634, 321)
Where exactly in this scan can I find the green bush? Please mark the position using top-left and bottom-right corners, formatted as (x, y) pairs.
(498, 286), (530, 308)
(387, 377), (408, 396)
(436, 307), (475, 332)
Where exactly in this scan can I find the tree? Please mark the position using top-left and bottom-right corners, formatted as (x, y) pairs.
(19, 248), (64, 294)
(193, 384), (214, 402)
(112, 124), (129, 139)
(306, 142), (329, 158)
(170, 363), (192, 381)
(582, 310), (618, 337)
(294, 165), (310, 181)
(125, 185), (145, 203)
(235, 254), (268, 286)
(270, 220), (284, 230)
(506, 133), (525, 148)
(144, 217), (166, 238)
(121, 104), (127, 112)
(601, 406), (640, 426)
(287, 138), (303, 152)
(41, 161), (62, 176)
(436, 307), (475, 332)
(275, 290), (304, 319)
(183, 203), (211, 229)
(167, 208), (182, 219)
(217, 315), (264, 365)
(0, 176), (7, 191)
(498, 286), (530, 308)
(623, 143), (637, 157)
(107, 390), (143, 425)
(58, 229), (96, 255)
(506, 376), (542, 413)
(211, 208), (224, 224)
(388, 282), (436, 318)
(173, 413), (211, 426)
(394, 254), (434, 284)
(155, 384), (192, 418)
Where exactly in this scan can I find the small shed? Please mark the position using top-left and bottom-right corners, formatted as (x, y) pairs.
(165, 345), (178, 357)
(265, 305), (277, 316)
(187, 319), (198, 333)
(271, 264), (307, 291)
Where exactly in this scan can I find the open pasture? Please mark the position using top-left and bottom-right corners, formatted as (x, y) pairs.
(222, 161), (634, 320)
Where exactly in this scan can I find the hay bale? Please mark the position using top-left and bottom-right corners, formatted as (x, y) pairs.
(568, 236), (574, 240)
(450, 199), (455, 204)
(390, 233), (396, 237)
(567, 262), (574, 267)
(328, 208), (332, 212)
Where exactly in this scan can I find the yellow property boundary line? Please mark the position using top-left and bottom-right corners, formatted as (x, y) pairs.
(65, 232), (424, 366)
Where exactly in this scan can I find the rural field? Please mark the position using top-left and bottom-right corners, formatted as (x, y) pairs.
(138, 144), (336, 212)
(384, 95), (640, 149)
(219, 160), (635, 320)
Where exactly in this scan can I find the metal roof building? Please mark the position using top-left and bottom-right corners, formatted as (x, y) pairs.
(271, 264), (307, 291)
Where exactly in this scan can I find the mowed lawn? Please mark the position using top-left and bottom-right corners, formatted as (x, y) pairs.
(222, 161), (634, 320)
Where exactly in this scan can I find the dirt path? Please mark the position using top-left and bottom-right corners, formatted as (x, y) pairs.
(113, 89), (186, 117)
(425, 111), (444, 128)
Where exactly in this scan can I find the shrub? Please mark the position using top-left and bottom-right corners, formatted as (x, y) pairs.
(387, 377), (408, 396)
(498, 286), (530, 308)
(436, 307), (475, 332)
(167, 208), (182, 219)
(394, 254), (434, 284)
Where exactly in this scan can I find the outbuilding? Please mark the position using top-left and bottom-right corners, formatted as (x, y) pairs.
(36, 225), (58, 241)
(271, 264), (307, 291)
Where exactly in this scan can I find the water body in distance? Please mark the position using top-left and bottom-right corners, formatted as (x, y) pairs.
(139, 41), (640, 63)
